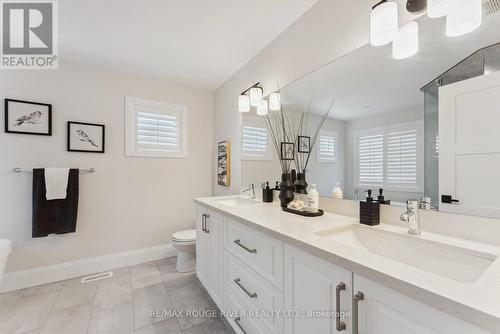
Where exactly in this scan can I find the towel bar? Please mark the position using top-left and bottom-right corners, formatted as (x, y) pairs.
(12, 168), (95, 173)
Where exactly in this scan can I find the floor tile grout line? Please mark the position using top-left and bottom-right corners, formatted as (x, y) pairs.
(129, 264), (137, 333)
(38, 287), (63, 333)
(84, 279), (99, 334)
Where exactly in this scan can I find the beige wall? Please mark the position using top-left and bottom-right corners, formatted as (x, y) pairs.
(0, 63), (213, 272)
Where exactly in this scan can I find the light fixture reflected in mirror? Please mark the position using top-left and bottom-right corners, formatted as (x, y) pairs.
(393, 22), (419, 59)
(256, 99), (268, 116)
(249, 87), (263, 107)
(428, 0), (450, 18)
(269, 92), (281, 111)
(238, 94), (250, 112)
(370, 0), (399, 46)
(446, 0), (482, 37)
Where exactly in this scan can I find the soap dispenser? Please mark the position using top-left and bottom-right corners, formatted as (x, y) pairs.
(359, 189), (380, 226)
(377, 188), (391, 205)
(262, 182), (273, 203)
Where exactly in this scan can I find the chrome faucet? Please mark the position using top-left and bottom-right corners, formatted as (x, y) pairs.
(242, 184), (256, 199)
(400, 200), (421, 235)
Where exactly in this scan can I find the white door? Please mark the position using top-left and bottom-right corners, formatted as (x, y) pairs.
(196, 206), (210, 288)
(439, 71), (500, 218)
(284, 244), (351, 334)
(353, 274), (490, 334)
(207, 210), (224, 307)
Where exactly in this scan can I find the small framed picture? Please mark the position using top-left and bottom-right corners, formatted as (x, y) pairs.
(4, 99), (52, 135)
(67, 121), (105, 153)
(281, 142), (295, 161)
(297, 135), (311, 153)
(218, 140), (231, 187)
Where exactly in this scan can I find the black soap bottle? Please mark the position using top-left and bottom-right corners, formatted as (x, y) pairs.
(359, 189), (380, 226)
(262, 182), (274, 203)
(377, 188), (391, 205)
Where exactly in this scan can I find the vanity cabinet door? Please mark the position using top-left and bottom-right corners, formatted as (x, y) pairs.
(284, 244), (352, 334)
(196, 206), (210, 289)
(207, 210), (224, 307)
(353, 274), (491, 334)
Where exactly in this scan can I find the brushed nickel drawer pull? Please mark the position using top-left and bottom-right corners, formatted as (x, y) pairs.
(234, 239), (257, 254)
(336, 282), (346, 331)
(205, 214), (210, 233)
(201, 214), (206, 232)
(234, 278), (257, 299)
(234, 317), (247, 334)
(353, 291), (364, 334)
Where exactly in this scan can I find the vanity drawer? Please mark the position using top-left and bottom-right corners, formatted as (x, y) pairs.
(224, 218), (284, 290)
(225, 285), (269, 334)
(225, 251), (284, 334)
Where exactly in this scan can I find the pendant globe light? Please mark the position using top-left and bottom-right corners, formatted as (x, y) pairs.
(238, 94), (250, 112)
(428, 0), (451, 18)
(446, 0), (482, 37)
(249, 87), (263, 107)
(392, 22), (419, 59)
(370, 0), (399, 46)
(269, 92), (281, 111)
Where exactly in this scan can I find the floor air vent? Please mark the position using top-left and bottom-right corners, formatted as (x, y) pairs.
(483, 0), (500, 16)
(80, 271), (113, 283)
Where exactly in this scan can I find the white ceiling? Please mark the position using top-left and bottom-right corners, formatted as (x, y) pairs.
(58, 0), (319, 91)
(281, 13), (500, 121)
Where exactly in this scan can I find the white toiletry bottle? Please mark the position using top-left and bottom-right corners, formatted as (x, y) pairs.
(307, 184), (320, 213)
(332, 183), (343, 199)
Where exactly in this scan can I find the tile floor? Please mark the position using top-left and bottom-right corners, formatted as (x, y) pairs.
(0, 257), (233, 334)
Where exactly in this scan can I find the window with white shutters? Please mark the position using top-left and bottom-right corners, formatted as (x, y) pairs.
(125, 97), (187, 158)
(242, 125), (270, 160)
(356, 121), (423, 192)
(358, 133), (384, 185)
(317, 130), (337, 162)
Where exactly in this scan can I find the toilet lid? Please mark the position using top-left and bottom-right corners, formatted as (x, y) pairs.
(172, 229), (196, 242)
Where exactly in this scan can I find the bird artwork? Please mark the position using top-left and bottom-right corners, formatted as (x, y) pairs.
(75, 129), (99, 147)
(14, 111), (42, 126)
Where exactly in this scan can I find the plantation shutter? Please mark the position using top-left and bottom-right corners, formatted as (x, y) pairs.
(136, 111), (180, 151)
(358, 133), (384, 185)
(318, 134), (336, 161)
(386, 129), (418, 186)
(242, 125), (268, 159)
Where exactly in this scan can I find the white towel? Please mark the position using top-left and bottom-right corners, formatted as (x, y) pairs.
(44, 168), (70, 200)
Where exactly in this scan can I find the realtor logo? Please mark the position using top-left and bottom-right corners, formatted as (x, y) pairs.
(1, 0), (58, 69)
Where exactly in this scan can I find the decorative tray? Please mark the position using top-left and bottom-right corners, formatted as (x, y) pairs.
(282, 207), (324, 217)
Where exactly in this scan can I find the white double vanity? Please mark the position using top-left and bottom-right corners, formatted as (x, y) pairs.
(194, 196), (500, 334)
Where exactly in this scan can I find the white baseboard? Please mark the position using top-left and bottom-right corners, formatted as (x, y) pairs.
(0, 243), (177, 293)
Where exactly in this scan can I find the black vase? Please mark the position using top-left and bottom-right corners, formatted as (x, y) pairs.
(279, 173), (295, 208)
(294, 171), (308, 194)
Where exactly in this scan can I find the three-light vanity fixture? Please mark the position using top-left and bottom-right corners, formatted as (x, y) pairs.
(238, 82), (281, 114)
(370, 0), (483, 59)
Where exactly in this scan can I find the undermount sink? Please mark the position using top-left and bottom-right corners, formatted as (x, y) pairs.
(315, 225), (497, 283)
(215, 196), (258, 207)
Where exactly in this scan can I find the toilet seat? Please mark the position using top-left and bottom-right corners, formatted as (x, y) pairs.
(172, 229), (196, 242)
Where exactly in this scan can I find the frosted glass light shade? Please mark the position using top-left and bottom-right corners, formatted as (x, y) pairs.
(392, 22), (419, 59)
(370, 1), (398, 46)
(256, 99), (268, 116)
(269, 92), (281, 111)
(428, 0), (450, 18)
(249, 87), (263, 107)
(446, 0), (482, 37)
(238, 94), (250, 112)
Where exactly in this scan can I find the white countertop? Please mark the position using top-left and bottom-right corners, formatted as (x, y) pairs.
(194, 196), (500, 333)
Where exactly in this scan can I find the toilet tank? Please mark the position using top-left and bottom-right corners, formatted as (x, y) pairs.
(0, 239), (12, 285)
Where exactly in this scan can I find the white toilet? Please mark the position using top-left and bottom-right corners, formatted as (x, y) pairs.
(172, 229), (196, 273)
(0, 239), (12, 285)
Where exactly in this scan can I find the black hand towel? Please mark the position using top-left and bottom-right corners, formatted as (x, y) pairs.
(32, 168), (79, 238)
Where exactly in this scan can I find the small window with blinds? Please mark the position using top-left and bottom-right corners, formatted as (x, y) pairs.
(125, 97), (187, 158)
(241, 124), (270, 160)
(356, 121), (423, 192)
(317, 130), (337, 162)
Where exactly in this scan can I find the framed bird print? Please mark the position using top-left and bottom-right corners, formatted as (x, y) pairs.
(4, 99), (52, 135)
(67, 121), (105, 153)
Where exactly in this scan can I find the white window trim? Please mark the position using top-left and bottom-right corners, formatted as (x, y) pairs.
(241, 117), (272, 161)
(317, 129), (338, 163)
(354, 120), (424, 193)
(125, 96), (188, 158)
